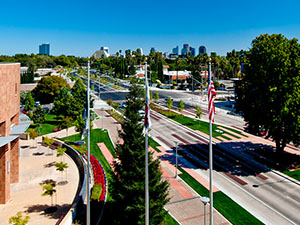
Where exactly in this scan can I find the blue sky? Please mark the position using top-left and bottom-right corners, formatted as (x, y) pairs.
(1, 0), (300, 56)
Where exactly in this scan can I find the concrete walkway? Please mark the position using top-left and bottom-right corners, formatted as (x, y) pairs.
(0, 128), (79, 225)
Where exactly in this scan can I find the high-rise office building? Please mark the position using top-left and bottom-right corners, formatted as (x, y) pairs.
(92, 46), (110, 58)
(39, 43), (50, 55)
(190, 47), (195, 56)
(137, 48), (143, 55)
(150, 47), (156, 53)
(172, 46), (179, 55)
(181, 44), (190, 55)
(199, 46), (206, 55)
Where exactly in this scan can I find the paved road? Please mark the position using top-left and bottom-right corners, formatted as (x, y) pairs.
(149, 110), (300, 225)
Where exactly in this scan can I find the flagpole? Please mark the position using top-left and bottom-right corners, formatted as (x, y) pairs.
(87, 59), (91, 225)
(208, 59), (213, 225)
(145, 61), (149, 225)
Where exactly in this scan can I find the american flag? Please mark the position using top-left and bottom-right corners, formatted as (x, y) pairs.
(144, 72), (151, 129)
(208, 81), (216, 122)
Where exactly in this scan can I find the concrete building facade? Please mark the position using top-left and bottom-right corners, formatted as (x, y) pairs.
(0, 63), (21, 204)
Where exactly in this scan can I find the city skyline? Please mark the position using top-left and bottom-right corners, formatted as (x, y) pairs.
(1, 0), (300, 57)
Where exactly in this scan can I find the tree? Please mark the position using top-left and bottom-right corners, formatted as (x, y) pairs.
(166, 96), (173, 110)
(28, 129), (38, 147)
(178, 100), (185, 112)
(154, 91), (159, 103)
(54, 161), (68, 182)
(60, 116), (73, 137)
(9, 212), (29, 225)
(24, 92), (35, 112)
(32, 76), (69, 104)
(74, 115), (85, 136)
(32, 105), (46, 124)
(110, 82), (169, 225)
(40, 180), (56, 206)
(56, 146), (66, 159)
(195, 105), (202, 118)
(236, 34), (300, 152)
(157, 61), (164, 81)
(43, 136), (54, 155)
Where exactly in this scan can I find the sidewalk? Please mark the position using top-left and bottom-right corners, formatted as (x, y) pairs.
(0, 128), (79, 225)
(93, 110), (231, 225)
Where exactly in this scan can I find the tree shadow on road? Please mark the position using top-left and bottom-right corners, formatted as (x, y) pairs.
(24, 203), (71, 220)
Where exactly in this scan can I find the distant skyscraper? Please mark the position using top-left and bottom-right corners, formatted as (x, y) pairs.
(190, 47), (195, 56)
(181, 44), (190, 55)
(137, 48), (143, 55)
(172, 46), (179, 55)
(199, 46), (206, 55)
(39, 43), (50, 55)
(100, 46), (109, 54)
(92, 46), (110, 58)
(150, 47), (156, 53)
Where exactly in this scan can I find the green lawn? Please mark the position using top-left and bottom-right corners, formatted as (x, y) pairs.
(28, 114), (64, 136)
(282, 169), (300, 182)
(177, 167), (263, 225)
(62, 128), (115, 200)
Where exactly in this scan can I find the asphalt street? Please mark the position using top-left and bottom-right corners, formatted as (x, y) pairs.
(149, 110), (300, 225)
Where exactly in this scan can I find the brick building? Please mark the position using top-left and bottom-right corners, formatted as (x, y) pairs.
(0, 63), (26, 204)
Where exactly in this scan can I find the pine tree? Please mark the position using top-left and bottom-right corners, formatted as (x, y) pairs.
(110, 82), (169, 225)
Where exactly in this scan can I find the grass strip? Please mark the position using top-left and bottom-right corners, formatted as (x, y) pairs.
(217, 125), (248, 138)
(177, 167), (263, 225)
(163, 209), (179, 225)
(151, 104), (243, 140)
(149, 137), (161, 152)
(282, 169), (300, 182)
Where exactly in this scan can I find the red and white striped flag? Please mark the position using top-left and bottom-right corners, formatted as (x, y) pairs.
(208, 81), (216, 122)
(144, 73), (151, 129)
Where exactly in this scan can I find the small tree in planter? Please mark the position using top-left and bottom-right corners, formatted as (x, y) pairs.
(56, 147), (66, 161)
(166, 96), (173, 110)
(40, 180), (57, 212)
(9, 212), (30, 225)
(61, 116), (73, 137)
(27, 129), (38, 148)
(54, 162), (68, 184)
(178, 100), (185, 112)
(195, 105), (202, 119)
(43, 136), (54, 155)
(154, 91), (159, 103)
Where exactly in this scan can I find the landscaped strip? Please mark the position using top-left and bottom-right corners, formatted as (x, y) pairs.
(282, 169), (300, 182)
(150, 104), (243, 140)
(177, 167), (263, 225)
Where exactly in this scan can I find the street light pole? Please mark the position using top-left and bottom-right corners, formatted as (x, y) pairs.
(174, 140), (179, 178)
(200, 197), (210, 225)
(201, 74), (203, 100)
(192, 74), (194, 100)
(86, 59), (91, 225)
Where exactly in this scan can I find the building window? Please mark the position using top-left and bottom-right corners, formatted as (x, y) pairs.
(7, 161), (10, 173)
(15, 83), (17, 94)
(0, 121), (5, 136)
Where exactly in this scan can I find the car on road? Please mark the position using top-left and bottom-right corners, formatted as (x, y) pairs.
(119, 102), (127, 108)
(164, 96), (173, 101)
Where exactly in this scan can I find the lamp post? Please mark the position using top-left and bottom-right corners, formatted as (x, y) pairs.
(200, 197), (210, 225)
(174, 140), (179, 178)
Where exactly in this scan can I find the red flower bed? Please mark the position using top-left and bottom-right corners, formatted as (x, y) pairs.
(76, 146), (106, 201)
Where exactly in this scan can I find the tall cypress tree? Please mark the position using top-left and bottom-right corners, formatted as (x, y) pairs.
(110, 82), (169, 225)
